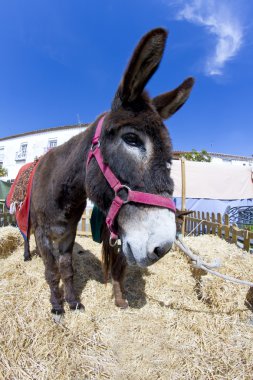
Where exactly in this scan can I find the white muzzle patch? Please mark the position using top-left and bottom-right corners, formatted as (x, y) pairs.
(118, 205), (176, 267)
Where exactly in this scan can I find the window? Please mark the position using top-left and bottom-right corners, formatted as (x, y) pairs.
(44, 139), (57, 153)
(21, 143), (27, 156)
(16, 143), (27, 160)
(0, 146), (4, 163)
(48, 139), (57, 148)
(222, 158), (232, 164)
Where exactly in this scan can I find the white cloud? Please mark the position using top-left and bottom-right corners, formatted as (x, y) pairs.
(173, 0), (244, 76)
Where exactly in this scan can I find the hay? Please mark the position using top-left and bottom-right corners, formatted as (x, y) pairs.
(1, 232), (253, 379)
(183, 235), (253, 314)
(0, 226), (23, 258)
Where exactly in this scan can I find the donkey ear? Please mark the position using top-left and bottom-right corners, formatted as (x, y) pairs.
(113, 28), (168, 107)
(152, 77), (195, 120)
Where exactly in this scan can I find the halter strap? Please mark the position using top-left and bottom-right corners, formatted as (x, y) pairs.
(87, 115), (176, 243)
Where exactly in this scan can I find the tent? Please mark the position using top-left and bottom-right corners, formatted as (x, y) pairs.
(171, 160), (253, 218)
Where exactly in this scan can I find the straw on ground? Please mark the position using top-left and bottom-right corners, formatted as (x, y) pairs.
(1, 227), (253, 380)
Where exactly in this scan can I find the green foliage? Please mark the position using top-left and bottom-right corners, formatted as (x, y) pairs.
(180, 149), (211, 162)
(243, 225), (253, 232)
(0, 166), (8, 177)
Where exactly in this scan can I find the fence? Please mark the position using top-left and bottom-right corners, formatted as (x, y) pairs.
(77, 208), (92, 237)
(77, 209), (253, 252)
(1, 209), (252, 252)
(0, 212), (16, 227)
(0, 209), (93, 236)
(184, 211), (253, 252)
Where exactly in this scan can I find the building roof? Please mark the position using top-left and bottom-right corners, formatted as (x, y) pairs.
(0, 123), (89, 142)
(173, 150), (253, 162)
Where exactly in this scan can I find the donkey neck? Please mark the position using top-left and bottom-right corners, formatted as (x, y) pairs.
(49, 119), (99, 214)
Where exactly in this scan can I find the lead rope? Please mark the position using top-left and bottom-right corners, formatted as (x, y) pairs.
(175, 237), (253, 288)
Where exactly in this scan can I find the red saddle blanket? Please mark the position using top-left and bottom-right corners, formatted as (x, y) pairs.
(6, 160), (39, 240)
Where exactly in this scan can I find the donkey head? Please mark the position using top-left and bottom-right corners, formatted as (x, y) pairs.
(87, 28), (194, 267)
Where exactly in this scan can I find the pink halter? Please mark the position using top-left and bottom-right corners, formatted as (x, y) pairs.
(87, 115), (176, 245)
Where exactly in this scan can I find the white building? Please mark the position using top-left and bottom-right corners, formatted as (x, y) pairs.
(208, 152), (253, 167)
(173, 151), (253, 167)
(1, 127), (253, 182)
(0, 123), (88, 181)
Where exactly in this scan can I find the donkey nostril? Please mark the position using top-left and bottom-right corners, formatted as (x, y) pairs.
(153, 243), (172, 259)
(154, 247), (162, 258)
(154, 246), (167, 259)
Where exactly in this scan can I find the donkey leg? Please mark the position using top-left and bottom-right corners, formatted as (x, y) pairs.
(35, 228), (63, 314)
(24, 238), (31, 261)
(58, 235), (84, 311)
(111, 252), (128, 309)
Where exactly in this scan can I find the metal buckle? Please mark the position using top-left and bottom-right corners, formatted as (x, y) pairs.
(90, 141), (100, 151)
(115, 185), (131, 204)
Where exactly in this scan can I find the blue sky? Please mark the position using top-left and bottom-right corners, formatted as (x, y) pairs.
(0, 0), (252, 156)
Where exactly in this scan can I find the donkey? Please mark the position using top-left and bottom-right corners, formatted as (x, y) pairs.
(29, 28), (194, 314)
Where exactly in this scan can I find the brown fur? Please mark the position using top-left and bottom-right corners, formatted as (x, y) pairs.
(26, 28), (194, 314)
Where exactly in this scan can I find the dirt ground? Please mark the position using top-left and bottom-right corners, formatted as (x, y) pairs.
(1, 231), (253, 380)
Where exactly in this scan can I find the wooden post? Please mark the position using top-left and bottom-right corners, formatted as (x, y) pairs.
(206, 212), (210, 234)
(202, 211), (205, 235)
(192, 211), (196, 235)
(86, 209), (91, 236)
(232, 225), (238, 245)
(244, 230), (250, 252)
(211, 212), (216, 235)
(217, 213), (222, 238)
(197, 211), (201, 235)
(181, 158), (186, 235)
(249, 232), (253, 251)
(81, 214), (85, 233)
(224, 214), (230, 241)
(78, 209), (92, 237)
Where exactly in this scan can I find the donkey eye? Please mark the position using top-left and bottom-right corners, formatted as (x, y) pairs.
(122, 133), (144, 148)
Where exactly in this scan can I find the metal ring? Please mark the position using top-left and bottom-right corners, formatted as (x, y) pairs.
(109, 236), (118, 247)
(115, 185), (131, 204)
